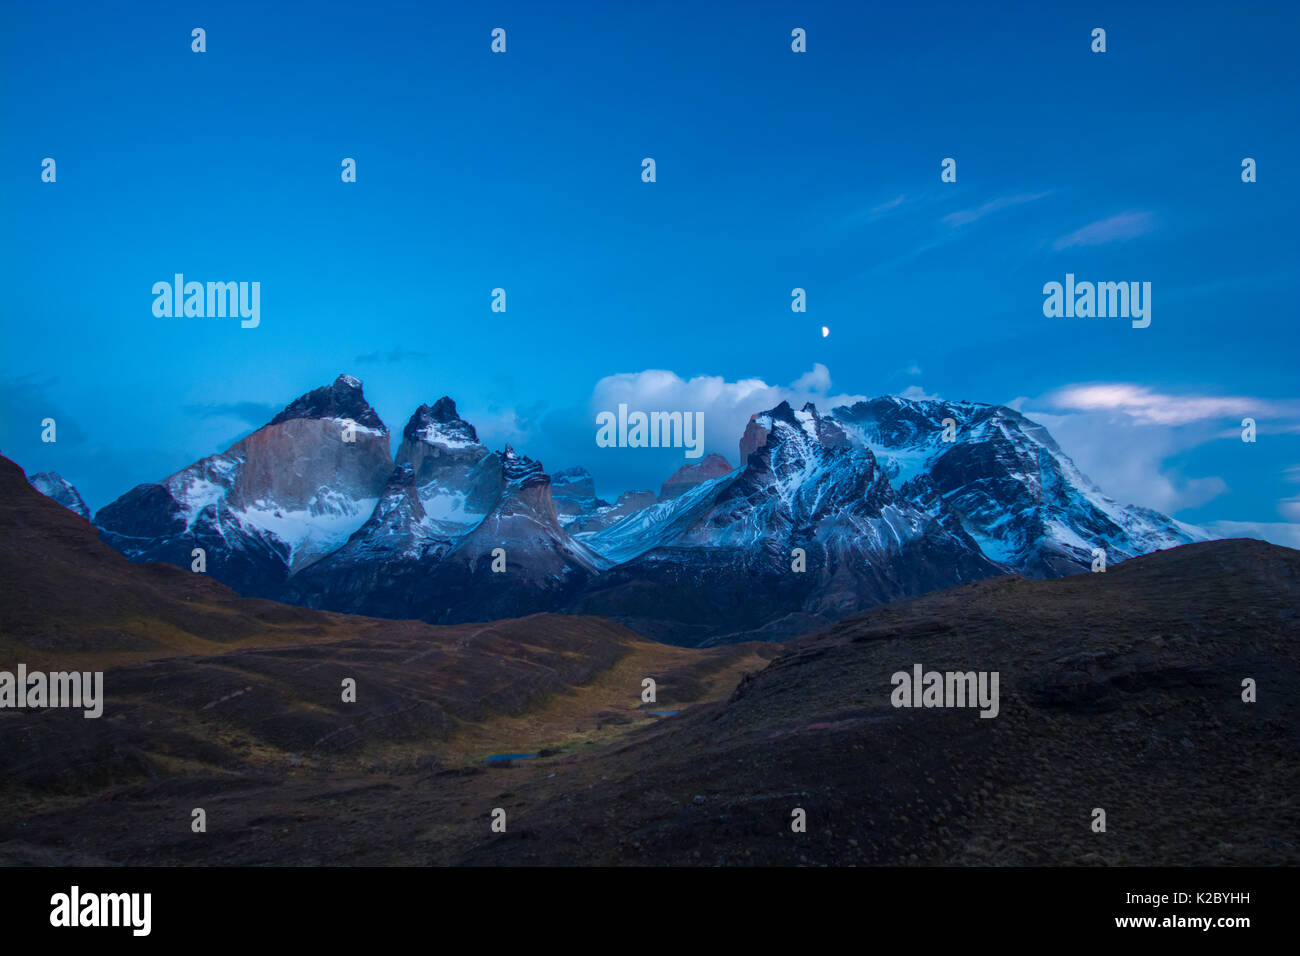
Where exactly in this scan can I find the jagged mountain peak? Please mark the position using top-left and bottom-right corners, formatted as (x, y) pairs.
(741, 398), (851, 466)
(837, 395), (1014, 434)
(403, 397), (480, 448)
(96, 371), (394, 587)
(500, 445), (545, 484)
(429, 395), (460, 419)
(268, 374), (386, 431)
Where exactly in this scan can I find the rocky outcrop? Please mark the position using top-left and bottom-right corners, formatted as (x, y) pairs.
(27, 471), (91, 520)
(658, 453), (732, 500)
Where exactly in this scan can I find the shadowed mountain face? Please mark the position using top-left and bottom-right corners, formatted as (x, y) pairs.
(85, 376), (1207, 645)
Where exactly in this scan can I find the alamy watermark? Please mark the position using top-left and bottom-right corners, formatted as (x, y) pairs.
(1043, 273), (1150, 328)
(596, 403), (704, 458)
(0, 664), (103, 718)
(152, 274), (260, 328)
(890, 664), (999, 718)
(50, 886), (150, 936)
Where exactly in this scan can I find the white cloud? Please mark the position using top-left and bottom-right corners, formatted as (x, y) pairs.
(791, 364), (832, 392)
(1026, 385), (1300, 519)
(900, 385), (940, 401)
(1020, 406), (1228, 514)
(589, 365), (868, 465)
(1046, 383), (1286, 426)
(1052, 211), (1155, 250)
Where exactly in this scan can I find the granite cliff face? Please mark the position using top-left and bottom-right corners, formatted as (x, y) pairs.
(287, 419), (603, 623)
(95, 375), (392, 597)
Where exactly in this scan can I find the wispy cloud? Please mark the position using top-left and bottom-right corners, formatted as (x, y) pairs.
(900, 384), (939, 401)
(847, 190), (1050, 279)
(1045, 383), (1287, 426)
(355, 346), (430, 365)
(1052, 211), (1155, 250)
(184, 401), (280, 426)
(942, 192), (1050, 227)
(839, 192), (927, 230)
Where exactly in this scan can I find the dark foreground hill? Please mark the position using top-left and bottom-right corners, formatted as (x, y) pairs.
(455, 536), (1299, 866)
(1, 449), (1295, 865)
(0, 453), (773, 863)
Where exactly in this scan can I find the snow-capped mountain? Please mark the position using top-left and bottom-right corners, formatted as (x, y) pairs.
(286, 405), (604, 622)
(87, 375), (1209, 644)
(832, 396), (1207, 576)
(94, 375), (392, 598)
(27, 471), (91, 519)
(394, 396), (504, 536)
(573, 401), (1005, 643)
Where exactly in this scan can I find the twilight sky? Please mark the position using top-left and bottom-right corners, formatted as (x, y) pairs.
(2, 0), (1297, 544)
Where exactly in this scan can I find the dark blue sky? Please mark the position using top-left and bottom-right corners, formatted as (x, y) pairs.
(2, 0), (1297, 543)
